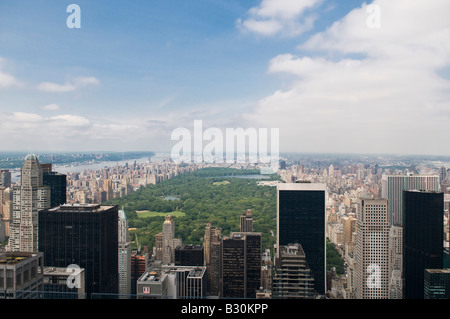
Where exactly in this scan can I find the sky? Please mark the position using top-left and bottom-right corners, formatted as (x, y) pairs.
(1, 0), (450, 156)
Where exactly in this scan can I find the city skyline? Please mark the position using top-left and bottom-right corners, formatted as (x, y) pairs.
(1, 0), (450, 156)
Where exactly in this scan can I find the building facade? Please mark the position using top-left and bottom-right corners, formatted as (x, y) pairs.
(38, 203), (119, 298)
(272, 243), (314, 299)
(118, 209), (131, 297)
(277, 182), (327, 296)
(0, 251), (44, 299)
(403, 190), (444, 299)
(8, 154), (50, 252)
(222, 232), (262, 299)
(354, 197), (390, 299)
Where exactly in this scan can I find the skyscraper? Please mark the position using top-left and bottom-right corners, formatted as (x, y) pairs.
(38, 203), (119, 298)
(403, 190), (444, 299)
(156, 215), (182, 265)
(203, 223), (222, 296)
(0, 169), (11, 188)
(424, 269), (450, 299)
(354, 197), (390, 299)
(381, 174), (440, 297)
(43, 168), (67, 207)
(175, 244), (204, 266)
(240, 209), (254, 232)
(272, 243), (314, 299)
(381, 174), (440, 227)
(118, 209), (131, 297)
(8, 154), (50, 252)
(222, 232), (262, 299)
(277, 182), (327, 296)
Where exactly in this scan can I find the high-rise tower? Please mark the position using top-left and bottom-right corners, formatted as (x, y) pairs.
(240, 209), (254, 232)
(38, 203), (119, 298)
(354, 197), (390, 299)
(277, 182), (327, 296)
(118, 209), (131, 297)
(8, 154), (50, 252)
(403, 190), (444, 299)
(381, 174), (440, 227)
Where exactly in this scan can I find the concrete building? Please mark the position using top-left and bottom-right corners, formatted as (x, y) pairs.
(118, 209), (131, 297)
(272, 243), (314, 299)
(42, 266), (86, 299)
(203, 223), (222, 297)
(0, 251), (44, 299)
(8, 154), (51, 252)
(137, 262), (207, 299)
(354, 197), (390, 299)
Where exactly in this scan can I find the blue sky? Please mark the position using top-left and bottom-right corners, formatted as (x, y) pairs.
(1, 0), (450, 156)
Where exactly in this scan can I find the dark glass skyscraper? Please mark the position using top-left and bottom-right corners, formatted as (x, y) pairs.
(175, 244), (204, 266)
(221, 232), (262, 299)
(403, 190), (444, 299)
(38, 204), (119, 298)
(277, 183), (326, 296)
(43, 171), (67, 207)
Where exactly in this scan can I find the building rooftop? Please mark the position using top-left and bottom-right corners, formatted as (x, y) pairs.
(0, 252), (36, 265)
(46, 203), (116, 212)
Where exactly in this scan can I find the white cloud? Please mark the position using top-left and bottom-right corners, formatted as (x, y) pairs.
(0, 58), (23, 88)
(243, 0), (450, 155)
(41, 104), (60, 111)
(237, 0), (321, 37)
(37, 76), (99, 93)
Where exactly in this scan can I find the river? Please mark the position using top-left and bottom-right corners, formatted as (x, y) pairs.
(11, 152), (170, 183)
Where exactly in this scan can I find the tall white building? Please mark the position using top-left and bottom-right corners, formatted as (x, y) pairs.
(388, 225), (403, 299)
(118, 209), (131, 297)
(355, 197), (390, 299)
(8, 154), (50, 252)
(162, 215), (182, 265)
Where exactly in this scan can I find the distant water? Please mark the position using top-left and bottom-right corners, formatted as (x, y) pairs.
(216, 174), (270, 180)
(163, 195), (181, 201)
(11, 153), (170, 183)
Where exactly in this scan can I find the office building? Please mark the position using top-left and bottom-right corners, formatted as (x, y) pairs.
(203, 223), (222, 296)
(222, 232), (262, 299)
(42, 166), (67, 207)
(118, 209), (131, 297)
(388, 225), (403, 299)
(272, 243), (314, 299)
(0, 187), (12, 239)
(354, 197), (390, 299)
(0, 169), (11, 188)
(38, 203), (119, 298)
(240, 209), (254, 232)
(277, 182), (327, 295)
(42, 266), (86, 299)
(381, 174), (440, 227)
(0, 251), (44, 299)
(137, 262), (207, 299)
(131, 252), (147, 296)
(424, 269), (450, 299)
(8, 154), (50, 252)
(403, 190), (444, 299)
(157, 215), (182, 265)
(175, 244), (204, 266)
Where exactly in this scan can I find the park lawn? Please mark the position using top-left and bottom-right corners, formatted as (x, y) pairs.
(213, 181), (230, 186)
(136, 210), (186, 218)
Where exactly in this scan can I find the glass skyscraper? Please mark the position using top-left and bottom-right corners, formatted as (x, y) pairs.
(403, 190), (444, 299)
(277, 182), (326, 296)
(38, 204), (119, 298)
